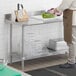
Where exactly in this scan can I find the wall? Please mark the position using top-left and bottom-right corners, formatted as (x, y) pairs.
(0, 0), (62, 61)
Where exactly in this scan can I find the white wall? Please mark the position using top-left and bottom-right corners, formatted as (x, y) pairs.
(0, 0), (62, 60)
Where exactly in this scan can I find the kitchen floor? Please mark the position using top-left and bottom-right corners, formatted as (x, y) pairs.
(8, 54), (67, 72)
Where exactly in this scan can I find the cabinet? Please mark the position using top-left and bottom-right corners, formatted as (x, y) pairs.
(5, 14), (68, 71)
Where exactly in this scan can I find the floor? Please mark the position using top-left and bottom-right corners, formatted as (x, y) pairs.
(26, 68), (60, 76)
(8, 54), (67, 72)
(26, 63), (76, 76)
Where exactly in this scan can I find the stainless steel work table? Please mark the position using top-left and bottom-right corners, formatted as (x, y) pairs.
(5, 16), (64, 71)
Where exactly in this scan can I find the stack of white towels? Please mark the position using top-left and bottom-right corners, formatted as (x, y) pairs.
(48, 38), (69, 51)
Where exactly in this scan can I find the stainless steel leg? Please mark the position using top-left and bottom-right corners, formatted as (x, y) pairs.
(21, 25), (25, 71)
(10, 23), (12, 63)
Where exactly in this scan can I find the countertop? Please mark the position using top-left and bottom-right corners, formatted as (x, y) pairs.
(5, 15), (63, 26)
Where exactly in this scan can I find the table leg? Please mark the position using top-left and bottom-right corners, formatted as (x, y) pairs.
(10, 23), (13, 63)
(21, 25), (25, 71)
